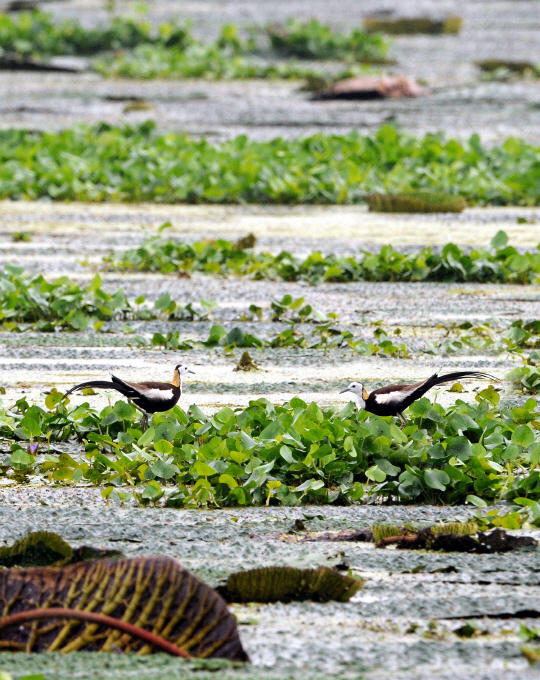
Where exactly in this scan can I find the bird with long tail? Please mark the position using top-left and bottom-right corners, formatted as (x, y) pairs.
(339, 370), (497, 427)
(63, 364), (195, 430)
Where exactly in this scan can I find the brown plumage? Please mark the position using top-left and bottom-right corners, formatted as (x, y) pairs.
(340, 371), (497, 426)
(64, 364), (195, 429)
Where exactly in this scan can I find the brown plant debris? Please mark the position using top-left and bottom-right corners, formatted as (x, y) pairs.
(364, 16), (463, 35)
(521, 645), (540, 665)
(376, 527), (537, 553)
(314, 75), (425, 100)
(0, 556), (248, 660)
(366, 192), (467, 213)
(123, 100), (153, 113)
(300, 529), (374, 542)
(234, 233), (257, 250)
(234, 351), (259, 372)
(221, 566), (363, 603)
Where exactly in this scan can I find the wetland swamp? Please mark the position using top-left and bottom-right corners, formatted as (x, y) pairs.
(0, 1), (540, 679)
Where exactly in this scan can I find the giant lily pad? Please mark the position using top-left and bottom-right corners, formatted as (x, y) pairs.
(0, 556), (248, 660)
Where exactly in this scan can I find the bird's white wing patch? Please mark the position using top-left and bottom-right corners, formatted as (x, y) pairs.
(139, 388), (175, 402)
(374, 390), (414, 405)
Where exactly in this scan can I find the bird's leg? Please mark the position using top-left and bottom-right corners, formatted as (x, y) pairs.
(397, 412), (408, 429)
(128, 400), (150, 431)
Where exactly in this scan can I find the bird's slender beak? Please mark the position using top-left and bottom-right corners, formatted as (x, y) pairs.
(187, 369), (195, 375)
(339, 387), (351, 394)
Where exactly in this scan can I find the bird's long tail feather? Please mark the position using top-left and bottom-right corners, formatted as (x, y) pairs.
(428, 371), (497, 389)
(63, 380), (136, 399)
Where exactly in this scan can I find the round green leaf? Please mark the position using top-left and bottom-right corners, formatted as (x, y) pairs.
(424, 469), (450, 491)
(154, 439), (173, 455)
(150, 460), (177, 480)
(192, 461), (216, 477)
(512, 424), (535, 447)
(365, 465), (386, 483)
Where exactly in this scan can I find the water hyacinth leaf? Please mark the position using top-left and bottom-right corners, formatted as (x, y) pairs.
(366, 465), (386, 482)
(138, 427), (155, 447)
(154, 439), (174, 455)
(280, 445), (296, 464)
(150, 460), (177, 480)
(192, 461), (217, 477)
(219, 474), (238, 488)
(11, 448), (33, 467)
(240, 431), (257, 450)
(409, 398), (431, 417)
(446, 436), (472, 461)
(226, 327), (245, 346)
(45, 390), (63, 410)
(424, 469), (450, 491)
(19, 416), (41, 438)
(141, 481), (163, 499)
(222, 566), (363, 603)
(0, 556), (248, 660)
(466, 494), (488, 508)
(512, 425), (535, 447)
(295, 479), (325, 492)
(113, 401), (135, 420)
(491, 230), (508, 249)
(259, 421), (281, 440)
(101, 413), (119, 427)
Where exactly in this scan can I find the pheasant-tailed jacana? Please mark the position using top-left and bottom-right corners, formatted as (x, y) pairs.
(340, 370), (496, 427)
(64, 364), (195, 429)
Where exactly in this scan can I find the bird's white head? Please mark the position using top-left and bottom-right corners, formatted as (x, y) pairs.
(176, 364), (195, 376)
(173, 364), (195, 387)
(339, 381), (366, 409)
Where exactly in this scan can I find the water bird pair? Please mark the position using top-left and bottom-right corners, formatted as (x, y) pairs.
(64, 367), (496, 430)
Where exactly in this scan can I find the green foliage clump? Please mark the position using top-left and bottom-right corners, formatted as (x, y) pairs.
(366, 192), (467, 213)
(108, 229), (540, 286)
(0, 267), (136, 331)
(94, 41), (318, 80)
(144, 321), (409, 358)
(2, 385), (540, 509)
(1, 124), (539, 205)
(0, 10), (182, 56)
(0, 11), (389, 80)
(265, 18), (389, 62)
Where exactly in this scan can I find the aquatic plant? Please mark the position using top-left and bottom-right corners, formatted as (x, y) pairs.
(107, 229), (540, 285)
(1, 124), (540, 205)
(0, 384), (538, 509)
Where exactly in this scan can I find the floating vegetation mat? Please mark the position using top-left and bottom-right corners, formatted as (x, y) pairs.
(366, 192), (467, 213)
(363, 16), (463, 36)
(476, 60), (540, 76)
(1, 124), (540, 205)
(221, 566), (363, 603)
